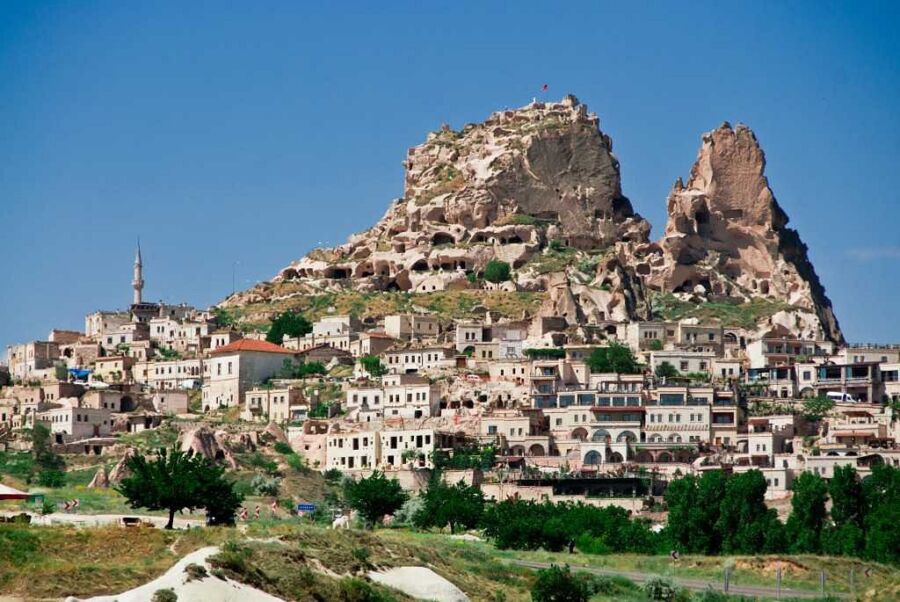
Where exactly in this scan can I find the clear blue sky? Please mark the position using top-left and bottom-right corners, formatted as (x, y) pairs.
(2, 1), (899, 352)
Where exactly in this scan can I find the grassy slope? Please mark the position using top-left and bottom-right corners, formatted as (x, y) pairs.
(1, 431), (331, 516)
(0, 524), (227, 599)
(1, 522), (897, 601)
(651, 292), (793, 330)
(226, 287), (546, 330)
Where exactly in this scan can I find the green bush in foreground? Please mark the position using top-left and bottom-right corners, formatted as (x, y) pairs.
(530, 564), (588, 602)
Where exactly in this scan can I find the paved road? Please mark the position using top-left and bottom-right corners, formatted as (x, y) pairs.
(506, 559), (849, 600)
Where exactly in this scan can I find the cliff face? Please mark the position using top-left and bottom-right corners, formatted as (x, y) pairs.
(637, 123), (842, 342)
(226, 98), (842, 342)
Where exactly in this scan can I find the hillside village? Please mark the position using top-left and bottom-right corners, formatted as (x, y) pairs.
(2, 234), (898, 509)
(2, 95), (900, 601)
(4, 98), (899, 512)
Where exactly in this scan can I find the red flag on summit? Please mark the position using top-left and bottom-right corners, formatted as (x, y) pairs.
(541, 83), (549, 92)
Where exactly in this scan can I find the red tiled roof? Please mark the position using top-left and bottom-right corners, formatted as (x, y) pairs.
(211, 339), (296, 355)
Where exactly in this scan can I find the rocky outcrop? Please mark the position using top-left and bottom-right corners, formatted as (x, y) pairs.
(223, 98), (842, 342)
(88, 447), (138, 488)
(635, 123), (842, 342)
(219, 96), (654, 328)
(179, 427), (238, 470)
(87, 465), (109, 489)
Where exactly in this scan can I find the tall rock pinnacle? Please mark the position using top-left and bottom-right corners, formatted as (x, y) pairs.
(643, 122), (843, 342)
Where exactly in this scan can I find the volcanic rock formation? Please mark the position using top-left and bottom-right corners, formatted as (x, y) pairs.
(224, 97), (842, 342)
(634, 123), (842, 342)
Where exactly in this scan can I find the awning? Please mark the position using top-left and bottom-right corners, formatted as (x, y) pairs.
(0, 483), (30, 500)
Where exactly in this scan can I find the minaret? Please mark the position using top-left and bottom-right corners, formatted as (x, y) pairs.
(132, 241), (144, 305)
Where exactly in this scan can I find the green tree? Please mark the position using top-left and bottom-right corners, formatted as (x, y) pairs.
(344, 471), (408, 527)
(829, 465), (864, 527)
(802, 395), (835, 421)
(664, 470), (726, 554)
(360, 355), (387, 377)
(265, 311), (312, 344)
(117, 448), (243, 529)
(822, 465), (866, 556)
(483, 259), (511, 283)
(861, 464), (900, 563)
(213, 307), (236, 328)
(279, 358), (326, 379)
(414, 480), (484, 534)
(30, 423), (65, 485)
(530, 564), (589, 602)
(586, 342), (640, 374)
(716, 470), (784, 554)
(654, 361), (679, 380)
(785, 472), (828, 553)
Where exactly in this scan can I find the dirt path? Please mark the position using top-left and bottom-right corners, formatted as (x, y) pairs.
(506, 559), (850, 600)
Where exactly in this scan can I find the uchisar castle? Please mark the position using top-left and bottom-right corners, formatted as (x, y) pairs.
(3, 95), (897, 505)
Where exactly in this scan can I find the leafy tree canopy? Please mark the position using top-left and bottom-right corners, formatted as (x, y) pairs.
(344, 471), (408, 527)
(266, 311), (312, 344)
(360, 355), (387, 377)
(483, 259), (511, 283)
(802, 394), (836, 421)
(414, 479), (485, 534)
(117, 448), (243, 528)
(786, 472), (828, 553)
(654, 361), (679, 380)
(586, 342), (641, 374)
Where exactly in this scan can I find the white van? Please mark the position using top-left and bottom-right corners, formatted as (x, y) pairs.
(826, 391), (858, 403)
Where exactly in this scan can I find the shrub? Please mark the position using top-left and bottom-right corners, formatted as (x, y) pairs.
(351, 546), (371, 568)
(643, 576), (679, 601)
(250, 474), (281, 496)
(586, 342), (641, 374)
(273, 441), (293, 455)
(655, 361), (679, 379)
(184, 563), (208, 581)
(586, 574), (640, 597)
(152, 589), (178, 602)
(324, 468), (343, 483)
(391, 497), (424, 527)
(530, 564), (589, 602)
(574, 532), (611, 555)
(691, 588), (729, 602)
(36, 469), (66, 488)
(360, 355), (387, 377)
(285, 453), (305, 472)
(337, 577), (392, 602)
(549, 239), (566, 252)
(484, 260), (511, 283)
(245, 452), (279, 476)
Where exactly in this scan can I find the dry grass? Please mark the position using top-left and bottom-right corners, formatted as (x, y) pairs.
(210, 524), (533, 601)
(231, 289), (545, 325)
(0, 524), (226, 599)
